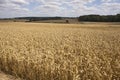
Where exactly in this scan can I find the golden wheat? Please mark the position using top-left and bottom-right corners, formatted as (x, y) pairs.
(0, 22), (120, 80)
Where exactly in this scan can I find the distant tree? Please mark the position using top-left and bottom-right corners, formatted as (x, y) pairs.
(27, 17), (62, 22)
(66, 20), (69, 23)
(116, 14), (120, 22)
(78, 14), (120, 22)
(14, 20), (16, 22)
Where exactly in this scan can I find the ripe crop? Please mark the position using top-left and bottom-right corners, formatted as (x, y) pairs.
(0, 22), (120, 80)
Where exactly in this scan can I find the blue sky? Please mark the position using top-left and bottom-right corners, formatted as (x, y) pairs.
(0, 0), (120, 18)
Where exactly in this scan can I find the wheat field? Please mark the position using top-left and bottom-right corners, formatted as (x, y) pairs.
(0, 22), (120, 80)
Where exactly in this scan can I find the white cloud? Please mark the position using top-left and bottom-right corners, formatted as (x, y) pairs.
(0, 0), (30, 18)
(102, 0), (112, 2)
(0, 0), (120, 18)
(10, 0), (29, 5)
(99, 3), (120, 15)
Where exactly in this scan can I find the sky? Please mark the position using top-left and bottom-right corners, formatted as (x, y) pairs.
(0, 0), (120, 18)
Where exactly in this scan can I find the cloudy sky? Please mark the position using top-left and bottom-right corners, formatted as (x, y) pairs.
(0, 0), (120, 18)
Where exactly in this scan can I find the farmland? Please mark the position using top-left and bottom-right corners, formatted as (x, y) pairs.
(0, 22), (120, 80)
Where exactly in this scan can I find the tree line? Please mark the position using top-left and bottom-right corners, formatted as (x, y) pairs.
(78, 14), (120, 22)
(15, 17), (62, 22)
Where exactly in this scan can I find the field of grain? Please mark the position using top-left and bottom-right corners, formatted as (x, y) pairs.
(0, 22), (120, 80)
